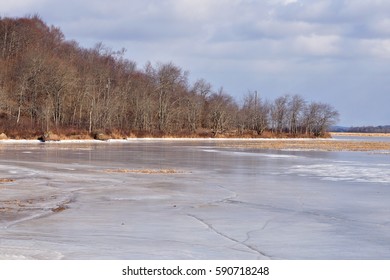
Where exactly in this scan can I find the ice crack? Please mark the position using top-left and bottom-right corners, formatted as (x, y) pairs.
(187, 213), (271, 260)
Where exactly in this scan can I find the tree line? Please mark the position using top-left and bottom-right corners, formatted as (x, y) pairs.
(346, 126), (390, 133)
(0, 16), (339, 139)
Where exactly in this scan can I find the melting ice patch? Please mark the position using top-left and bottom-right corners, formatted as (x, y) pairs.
(287, 162), (390, 184)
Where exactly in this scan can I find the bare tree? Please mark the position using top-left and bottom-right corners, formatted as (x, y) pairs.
(207, 88), (237, 136)
(241, 91), (269, 135)
(0, 16), (341, 138)
(271, 95), (289, 134)
(288, 94), (305, 135)
(152, 62), (188, 132)
(303, 102), (339, 136)
(181, 79), (211, 132)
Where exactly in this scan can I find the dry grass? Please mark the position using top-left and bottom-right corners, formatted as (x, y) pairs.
(219, 139), (390, 152)
(51, 204), (69, 213)
(0, 196), (71, 223)
(104, 168), (182, 174)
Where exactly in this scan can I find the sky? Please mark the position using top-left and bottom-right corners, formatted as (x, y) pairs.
(2, 0), (390, 126)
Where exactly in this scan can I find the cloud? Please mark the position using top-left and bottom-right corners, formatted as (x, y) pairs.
(359, 39), (390, 59)
(171, 0), (227, 22)
(292, 34), (340, 56)
(2, 0), (46, 15)
(29, 0), (386, 62)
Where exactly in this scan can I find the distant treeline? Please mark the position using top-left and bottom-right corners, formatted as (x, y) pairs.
(331, 125), (390, 133)
(0, 16), (339, 139)
(347, 126), (390, 133)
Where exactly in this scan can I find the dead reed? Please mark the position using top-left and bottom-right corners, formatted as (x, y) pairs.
(0, 178), (15, 183)
(219, 140), (390, 152)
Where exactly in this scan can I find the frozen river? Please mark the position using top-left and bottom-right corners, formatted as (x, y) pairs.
(0, 139), (389, 259)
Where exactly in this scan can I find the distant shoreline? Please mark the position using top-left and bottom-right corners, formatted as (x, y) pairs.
(331, 132), (390, 137)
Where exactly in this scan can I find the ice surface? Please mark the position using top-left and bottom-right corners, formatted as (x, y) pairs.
(0, 140), (390, 259)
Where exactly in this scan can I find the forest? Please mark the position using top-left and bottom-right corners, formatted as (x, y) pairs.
(0, 16), (339, 140)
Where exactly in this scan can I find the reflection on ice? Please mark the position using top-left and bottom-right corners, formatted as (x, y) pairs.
(1, 141), (390, 260)
(203, 148), (299, 158)
(287, 162), (390, 184)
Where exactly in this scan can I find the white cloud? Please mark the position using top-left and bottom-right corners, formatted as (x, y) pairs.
(359, 39), (390, 59)
(367, 18), (390, 38)
(292, 34), (340, 56)
(171, 0), (223, 21)
(269, 0), (299, 5)
(282, 0), (299, 4)
(2, 0), (47, 15)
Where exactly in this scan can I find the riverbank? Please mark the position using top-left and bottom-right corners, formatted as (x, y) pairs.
(0, 137), (389, 152)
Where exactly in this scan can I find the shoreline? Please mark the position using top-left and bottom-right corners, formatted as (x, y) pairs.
(0, 137), (389, 152)
(0, 131), (387, 144)
(0, 137), (335, 144)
